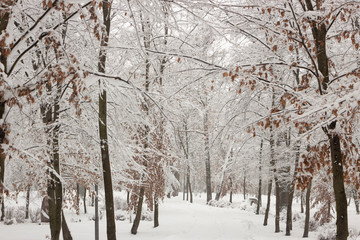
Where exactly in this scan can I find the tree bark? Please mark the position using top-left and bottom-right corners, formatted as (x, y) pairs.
(256, 139), (263, 215)
(286, 141), (301, 235)
(154, 197), (159, 228)
(76, 183), (80, 215)
(204, 110), (212, 203)
(25, 185), (31, 219)
(83, 188), (87, 214)
(62, 211), (73, 240)
(275, 179), (280, 233)
(304, 1), (348, 238)
(229, 177), (233, 203)
(187, 166), (193, 203)
(329, 130), (348, 240)
(301, 192), (304, 213)
(263, 179), (272, 226)
(98, 1), (116, 239)
(303, 181), (312, 238)
(131, 186), (145, 234)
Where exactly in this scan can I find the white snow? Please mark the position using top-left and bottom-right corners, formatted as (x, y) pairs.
(0, 194), (325, 240)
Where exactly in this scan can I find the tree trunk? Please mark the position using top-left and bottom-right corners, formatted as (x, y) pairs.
(243, 170), (246, 200)
(286, 140), (301, 235)
(98, 1), (116, 239)
(83, 188), (87, 214)
(275, 179), (280, 233)
(76, 184), (80, 215)
(154, 197), (159, 228)
(0, 100), (6, 222)
(186, 173), (189, 201)
(256, 139), (263, 215)
(127, 191), (130, 205)
(25, 185), (31, 219)
(304, 1), (348, 238)
(0, 6), (9, 224)
(131, 186), (145, 234)
(62, 211), (73, 240)
(42, 80), (62, 240)
(263, 179), (273, 226)
(303, 181), (312, 238)
(204, 110), (212, 203)
(229, 177), (233, 203)
(329, 130), (348, 240)
(301, 192), (304, 213)
(187, 167), (193, 203)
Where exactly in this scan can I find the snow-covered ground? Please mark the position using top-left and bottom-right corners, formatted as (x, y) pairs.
(1, 193), (360, 240)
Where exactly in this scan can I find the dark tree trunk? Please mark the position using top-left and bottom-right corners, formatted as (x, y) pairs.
(303, 181), (312, 238)
(263, 179), (273, 226)
(98, 1), (116, 239)
(76, 184), (80, 215)
(25, 185), (31, 219)
(243, 170), (246, 200)
(329, 131), (348, 240)
(154, 197), (159, 228)
(187, 167), (193, 203)
(0, 7), (9, 224)
(0, 100), (6, 222)
(286, 191), (293, 235)
(127, 191), (130, 205)
(204, 110), (212, 203)
(131, 186), (145, 234)
(83, 188), (87, 214)
(62, 211), (73, 240)
(42, 80), (62, 240)
(229, 177), (233, 203)
(304, 1), (348, 238)
(275, 180), (280, 233)
(186, 174), (189, 201)
(256, 139), (263, 215)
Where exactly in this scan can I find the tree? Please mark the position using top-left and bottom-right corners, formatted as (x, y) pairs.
(97, 0), (116, 239)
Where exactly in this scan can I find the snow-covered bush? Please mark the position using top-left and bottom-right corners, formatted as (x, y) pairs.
(29, 208), (41, 223)
(14, 206), (26, 223)
(141, 211), (153, 221)
(4, 206), (14, 222)
(208, 200), (231, 208)
(114, 197), (128, 211)
(115, 213), (127, 221)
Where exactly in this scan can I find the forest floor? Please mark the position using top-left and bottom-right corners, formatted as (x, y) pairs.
(1, 192), (360, 240)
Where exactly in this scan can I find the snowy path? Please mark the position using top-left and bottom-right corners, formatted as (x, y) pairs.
(1, 196), (317, 240)
(116, 196), (314, 240)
